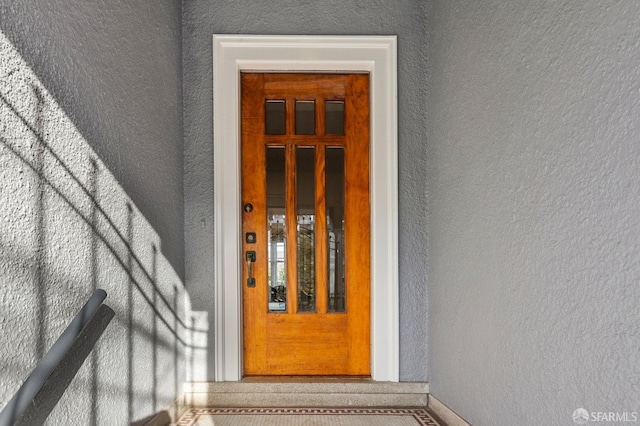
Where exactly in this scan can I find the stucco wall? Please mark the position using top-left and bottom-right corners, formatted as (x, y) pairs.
(0, 0), (185, 278)
(183, 0), (429, 381)
(426, 1), (640, 424)
(0, 32), (188, 424)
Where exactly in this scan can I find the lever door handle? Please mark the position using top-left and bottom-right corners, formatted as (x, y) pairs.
(246, 251), (256, 287)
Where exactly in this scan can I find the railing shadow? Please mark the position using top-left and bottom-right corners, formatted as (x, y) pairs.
(0, 38), (200, 425)
(0, 90), (189, 339)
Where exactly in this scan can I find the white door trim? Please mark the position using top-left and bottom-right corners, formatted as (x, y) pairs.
(212, 35), (398, 382)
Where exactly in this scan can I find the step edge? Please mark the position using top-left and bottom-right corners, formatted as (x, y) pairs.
(185, 393), (429, 409)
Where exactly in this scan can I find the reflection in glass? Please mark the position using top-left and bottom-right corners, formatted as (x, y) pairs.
(326, 147), (345, 313)
(325, 101), (345, 135)
(295, 101), (315, 135)
(267, 147), (286, 312)
(265, 100), (286, 135)
(296, 147), (316, 312)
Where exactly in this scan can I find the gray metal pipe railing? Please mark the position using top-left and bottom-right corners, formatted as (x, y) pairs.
(0, 289), (108, 426)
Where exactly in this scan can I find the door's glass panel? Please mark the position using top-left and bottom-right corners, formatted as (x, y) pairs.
(267, 147), (287, 312)
(295, 100), (315, 135)
(296, 147), (316, 312)
(325, 101), (345, 135)
(326, 147), (345, 313)
(265, 100), (286, 135)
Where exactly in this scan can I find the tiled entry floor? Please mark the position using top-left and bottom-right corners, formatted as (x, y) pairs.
(175, 407), (443, 426)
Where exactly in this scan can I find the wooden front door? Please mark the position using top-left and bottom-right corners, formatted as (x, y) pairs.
(241, 73), (370, 376)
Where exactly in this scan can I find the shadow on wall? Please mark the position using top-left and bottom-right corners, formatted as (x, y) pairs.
(0, 32), (206, 424)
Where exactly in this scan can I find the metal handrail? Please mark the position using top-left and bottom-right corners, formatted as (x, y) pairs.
(0, 289), (108, 426)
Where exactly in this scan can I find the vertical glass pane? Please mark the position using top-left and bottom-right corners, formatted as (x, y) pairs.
(296, 147), (316, 312)
(265, 100), (286, 135)
(267, 147), (286, 312)
(326, 147), (345, 313)
(325, 101), (345, 135)
(295, 100), (315, 135)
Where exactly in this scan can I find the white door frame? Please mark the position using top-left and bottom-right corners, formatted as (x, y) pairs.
(212, 35), (398, 381)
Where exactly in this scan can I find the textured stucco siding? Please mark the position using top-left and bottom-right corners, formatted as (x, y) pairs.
(0, 33), (189, 425)
(0, 0), (185, 278)
(183, 0), (429, 382)
(426, 1), (640, 424)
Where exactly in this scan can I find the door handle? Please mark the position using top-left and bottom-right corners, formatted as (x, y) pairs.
(246, 251), (256, 287)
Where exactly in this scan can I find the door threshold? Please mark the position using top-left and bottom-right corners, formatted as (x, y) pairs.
(240, 376), (373, 383)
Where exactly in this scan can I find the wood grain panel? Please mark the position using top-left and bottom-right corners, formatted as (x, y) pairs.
(242, 72), (370, 376)
(266, 315), (349, 375)
(315, 146), (328, 314)
(241, 73), (268, 375)
(264, 73), (347, 98)
(344, 74), (371, 375)
(265, 135), (345, 145)
(285, 144), (297, 314)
